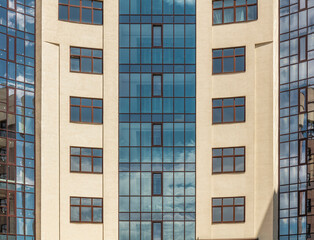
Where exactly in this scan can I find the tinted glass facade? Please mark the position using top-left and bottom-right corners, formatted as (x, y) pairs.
(0, 0), (36, 239)
(119, 0), (196, 239)
(279, 0), (314, 239)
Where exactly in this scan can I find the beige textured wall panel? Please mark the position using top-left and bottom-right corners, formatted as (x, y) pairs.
(197, 0), (278, 239)
(40, 41), (60, 240)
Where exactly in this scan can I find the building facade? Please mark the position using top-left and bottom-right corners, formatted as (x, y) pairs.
(0, 0), (313, 239)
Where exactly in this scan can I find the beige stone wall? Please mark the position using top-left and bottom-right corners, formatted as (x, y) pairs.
(196, 0), (278, 239)
(37, 0), (118, 239)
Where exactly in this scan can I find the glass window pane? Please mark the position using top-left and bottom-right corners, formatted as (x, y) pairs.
(212, 207), (221, 222)
(81, 107), (92, 122)
(93, 207), (102, 222)
(70, 106), (80, 121)
(235, 56), (245, 72)
(81, 57), (92, 73)
(213, 59), (222, 74)
(153, 75), (162, 97)
(235, 106), (245, 121)
(93, 157), (102, 172)
(69, 6), (80, 22)
(223, 206), (233, 222)
(223, 157), (233, 172)
(71, 156), (80, 171)
(70, 57), (80, 72)
(71, 206), (79, 221)
(213, 158), (222, 173)
(236, 7), (246, 22)
(153, 173), (162, 195)
(81, 157), (92, 172)
(213, 10), (222, 24)
(223, 57), (234, 72)
(224, 8), (234, 23)
(235, 157), (244, 171)
(59, 5), (68, 20)
(248, 5), (257, 21)
(213, 108), (222, 123)
(223, 107), (234, 122)
(93, 108), (102, 123)
(153, 124), (162, 146)
(82, 8), (92, 23)
(153, 222), (162, 240)
(235, 206), (244, 221)
(81, 207), (92, 222)
(93, 9), (102, 24)
(153, 26), (162, 47)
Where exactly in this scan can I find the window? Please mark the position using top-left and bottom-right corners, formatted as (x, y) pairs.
(70, 97), (103, 124)
(152, 222), (162, 240)
(299, 36), (307, 62)
(152, 172), (162, 196)
(213, 0), (258, 25)
(58, 0), (103, 25)
(212, 147), (245, 173)
(299, 0), (307, 10)
(213, 47), (245, 74)
(70, 197), (103, 223)
(152, 25), (162, 48)
(70, 147), (103, 173)
(212, 197), (245, 223)
(152, 74), (162, 97)
(299, 87), (307, 113)
(299, 191), (307, 216)
(212, 97), (245, 124)
(70, 47), (103, 74)
(152, 123), (162, 146)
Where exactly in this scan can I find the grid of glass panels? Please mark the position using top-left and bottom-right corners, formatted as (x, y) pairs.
(119, 0), (196, 239)
(279, 0), (314, 239)
(0, 0), (36, 239)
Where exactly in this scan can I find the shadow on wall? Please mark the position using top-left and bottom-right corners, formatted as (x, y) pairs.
(197, 191), (278, 240)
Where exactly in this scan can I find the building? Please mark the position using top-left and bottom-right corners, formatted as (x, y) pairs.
(0, 0), (313, 239)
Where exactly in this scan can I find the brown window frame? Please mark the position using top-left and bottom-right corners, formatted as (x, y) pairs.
(152, 74), (163, 97)
(212, 47), (246, 74)
(212, 97), (246, 124)
(152, 172), (163, 196)
(152, 123), (163, 147)
(152, 221), (163, 240)
(299, 0), (308, 10)
(58, 0), (103, 25)
(212, 147), (245, 174)
(70, 96), (103, 124)
(70, 197), (103, 223)
(152, 24), (163, 48)
(70, 47), (103, 74)
(70, 146), (103, 174)
(212, 196), (245, 224)
(212, 0), (258, 25)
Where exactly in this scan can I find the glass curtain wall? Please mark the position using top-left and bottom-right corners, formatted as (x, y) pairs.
(0, 0), (36, 239)
(279, 0), (314, 239)
(119, 0), (196, 239)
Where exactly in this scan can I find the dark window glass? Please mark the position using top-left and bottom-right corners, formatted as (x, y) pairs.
(70, 97), (103, 124)
(153, 74), (162, 97)
(70, 197), (103, 223)
(152, 123), (162, 146)
(299, 36), (307, 62)
(70, 47), (103, 74)
(58, 0), (103, 25)
(152, 222), (162, 240)
(152, 172), (162, 195)
(213, 47), (245, 74)
(212, 147), (245, 173)
(212, 97), (245, 124)
(70, 147), (103, 173)
(212, 197), (245, 223)
(213, 0), (258, 25)
(153, 25), (162, 47)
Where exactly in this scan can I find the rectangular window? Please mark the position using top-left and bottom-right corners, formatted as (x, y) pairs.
(299, 87), (307, 113)
(152, 123), (162, 146)
(213, 47), (245, 74)
(212, 197), (245, 223)
(152, 25), (162, 48)
(299, 36), (307, 62)
(70, 97), (103, 124)
(212, 147), (245, 173)
(70, 197), (103, 223)
(213, 0), (258, 25)
(152, 222), (162, 240)
(152, 172), (162, 196)
(152, 74), (162, 97)
(70, 147), (103, 173)
(299, 0), (307, 10)
(70, 47), (103, 74)
(58, 0), (103, 25)
(299, 191), (306, 216)
(212, 97), (245, 124)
